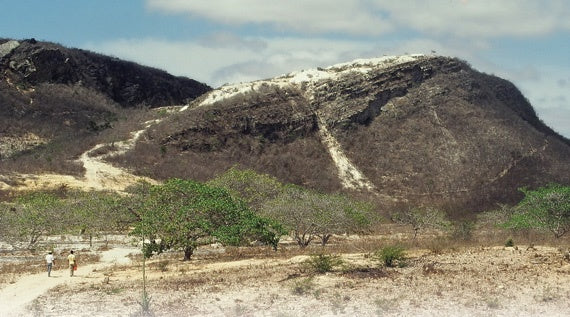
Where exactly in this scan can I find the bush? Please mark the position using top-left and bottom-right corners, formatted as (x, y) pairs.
(304, 254), (344, 274)
(374, 245), (406, 268)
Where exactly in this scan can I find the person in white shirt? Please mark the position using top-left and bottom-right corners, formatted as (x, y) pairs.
(45, 251), (55, 277)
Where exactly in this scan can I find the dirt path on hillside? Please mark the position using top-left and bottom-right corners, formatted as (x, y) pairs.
(0, 117), (163, 192)
(0, 247), (137, 317)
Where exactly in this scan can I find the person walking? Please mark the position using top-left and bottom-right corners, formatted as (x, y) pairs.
(45, 251), (55, 277)
(67, 250), (77, 277)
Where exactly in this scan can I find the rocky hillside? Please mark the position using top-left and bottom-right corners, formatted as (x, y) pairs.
(0, 38), (210, 170)
(119, 55), (569, 212)
(1, 40), (568, 213)
(0, 38), (210, 107)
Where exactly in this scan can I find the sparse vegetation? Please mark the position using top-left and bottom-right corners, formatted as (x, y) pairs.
(374, 245), (406, 268)
(391, 206), (451, 240)
(262, 184), (377, 248)
(304, 253), (344, 274)
(0, 189), (133, 249)
(450, 220), (475, 241)
(503, 184), (570, 238)
(291, 277), (315, 295)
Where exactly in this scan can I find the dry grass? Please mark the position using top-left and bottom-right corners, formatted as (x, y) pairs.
(3, 223), (570, 316)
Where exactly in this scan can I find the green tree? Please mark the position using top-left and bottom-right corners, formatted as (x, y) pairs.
(10, 192), (66, 247)
(503, 184), (570, 238)
(66, 190), (133, 246)
(0, 202), (18, 245)
(207, 166), (283, 211)
(263, 185), (377, 248)
(128, 179), (284, 260)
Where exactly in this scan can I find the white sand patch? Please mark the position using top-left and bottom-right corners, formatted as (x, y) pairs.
(316, 115), (376, 191)
(288, 68), (335, 84)
(327, 54), (425, 72)
(2, 113), (162, 192)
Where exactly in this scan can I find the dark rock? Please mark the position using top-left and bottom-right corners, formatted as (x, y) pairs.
(1, 39), (211, 108)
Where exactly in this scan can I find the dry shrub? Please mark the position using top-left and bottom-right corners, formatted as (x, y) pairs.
(0, 259), (44, 276)
(291, 277), (315, 295)
(304, 253), (344, 274)
(374, 245), (407, 268)
(422, 236), (450, 255)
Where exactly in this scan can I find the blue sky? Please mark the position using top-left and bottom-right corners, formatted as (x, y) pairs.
(1, 0), (569, 137)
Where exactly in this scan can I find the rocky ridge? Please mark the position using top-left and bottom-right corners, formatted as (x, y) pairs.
(1, 38), (211, 107)
(0, 40), (568, 212)
(137, 54), (569, 211)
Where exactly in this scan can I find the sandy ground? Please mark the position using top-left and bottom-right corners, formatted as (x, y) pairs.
(1, 240), (569, 317)
(1, 107), (569, 316)
(0, 246), (138, 317)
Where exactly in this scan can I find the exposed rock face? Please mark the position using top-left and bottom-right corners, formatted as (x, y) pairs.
(0, 40), (20, 59)
(0, 38), (210, 177)
(0, 39), (211, 107)
(135, 55), (569, 211)
(0, 39), (567, 212)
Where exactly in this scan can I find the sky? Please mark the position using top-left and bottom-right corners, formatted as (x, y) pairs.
(1, 0), (569, 138)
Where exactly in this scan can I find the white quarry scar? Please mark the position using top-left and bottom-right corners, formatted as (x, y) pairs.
(316, 114), (376, 190)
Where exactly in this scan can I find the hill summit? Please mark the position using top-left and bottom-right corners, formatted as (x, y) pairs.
(127, 54), (569, 211)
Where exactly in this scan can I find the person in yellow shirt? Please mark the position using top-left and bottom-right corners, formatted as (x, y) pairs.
(67, 250), (77, 277)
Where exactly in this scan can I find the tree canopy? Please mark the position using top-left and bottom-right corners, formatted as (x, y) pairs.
(262, 185), (377, 247)
(503, 184), (570, 238)
(207, 165), (283, 211)
(128, 178), (284, 260)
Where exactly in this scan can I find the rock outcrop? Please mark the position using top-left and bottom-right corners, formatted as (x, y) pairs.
(0, 39), (211, 108)
(0, 38), (210, 177)
(1, 39), (568, 212)
(131, 55), (569, 211)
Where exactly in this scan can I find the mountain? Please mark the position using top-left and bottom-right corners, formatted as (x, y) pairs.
(0, 38), (210, 175)
(1, 38), (210, 107)
(1, 39), (568, 213)
(118, 55), (569, 212)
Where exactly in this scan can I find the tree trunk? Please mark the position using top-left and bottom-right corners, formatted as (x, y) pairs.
(183, 246), (194, 261)
(320, 234), (332, 246)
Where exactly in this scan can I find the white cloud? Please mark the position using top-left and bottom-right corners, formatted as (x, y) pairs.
(146, 0), (393, 35)
(85, 36), (382, 87)
(147, 0), (570, 39)
(383, 1), (570, 38)
(198, 32), (267, 51)
(534, 106), (570, 137)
